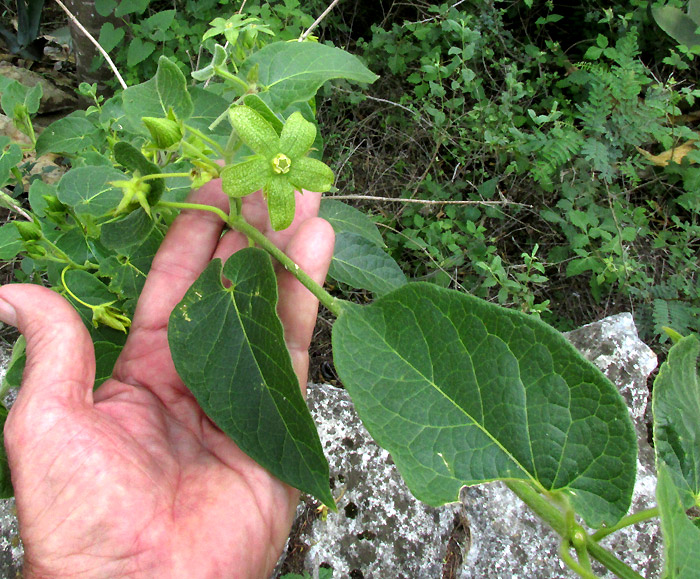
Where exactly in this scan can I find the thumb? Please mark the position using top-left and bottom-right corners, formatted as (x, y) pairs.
(0, 284), (95, 412)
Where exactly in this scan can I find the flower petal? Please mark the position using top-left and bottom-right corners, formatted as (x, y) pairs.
(264, 175), (296, 231)
(280, 112), (316, 160)
(228, 105), (280, 159)
(288, 156), (335, 193)
(221, 157), (270, 198)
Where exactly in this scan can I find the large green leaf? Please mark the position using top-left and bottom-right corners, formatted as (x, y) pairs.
(652, 5), (700, 48)
(100, 208), (154, 251)
(63, 269), (116, 306)
(122, 56), (193, 129)
(332, 283), (636, 527)
(57, 167), (126, 216)
(657, 462), (700, 578)
(653, 335), (700, 508)
(329, 232), (406, 297)
(35, 113), (100, 156)
(240, 41), (378, 112)
(168, 248), (332, 506)
(319, 199), (385, 248)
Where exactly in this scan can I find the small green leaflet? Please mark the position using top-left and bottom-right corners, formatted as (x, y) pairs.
(122, 56), (193, 130)
(653, 335), (700, 509)
(127, 37), (155, 67)
(657, 462), (700, 578)
(332, 283), (636, 528)
(168, 248), (333, 506)
(57, 167), (126, 216)
(240, 41), (379, 112)
(0, 137), (22, 187)
(329, 232), (406, 297)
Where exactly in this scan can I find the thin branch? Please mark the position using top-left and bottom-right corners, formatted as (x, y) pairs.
(300, 0), (341, 41)
(327, 194), (531, 208)
(54, 0), (127, 90)
(237, 0), (248, 13)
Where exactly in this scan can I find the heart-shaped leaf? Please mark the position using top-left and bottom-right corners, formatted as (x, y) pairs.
(168, 248), (333, 506)
(332, 283), (636, 528)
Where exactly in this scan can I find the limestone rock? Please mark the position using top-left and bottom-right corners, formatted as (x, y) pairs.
(278, 313), (662, 578)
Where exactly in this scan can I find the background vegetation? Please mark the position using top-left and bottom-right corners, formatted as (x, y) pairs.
(3, 0), (700, 353)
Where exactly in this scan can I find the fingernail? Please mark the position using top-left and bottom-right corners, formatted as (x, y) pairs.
(0, 297), (18, 327)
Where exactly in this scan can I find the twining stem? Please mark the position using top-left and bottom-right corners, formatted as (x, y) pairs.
(506, 481), (645, 579)
(184, 124), (227, 158)
(591, 508), (659, 541)
(157, 201), (230, 224)
(156, 201), (342, 316)
(213, 67), (251, 93)
(230, 215), (342, 316)
(141, 172), (193, 182)
(560, 541), (598, 579)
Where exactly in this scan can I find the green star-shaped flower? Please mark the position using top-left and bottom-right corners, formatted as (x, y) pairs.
(221, 105), (335, 231)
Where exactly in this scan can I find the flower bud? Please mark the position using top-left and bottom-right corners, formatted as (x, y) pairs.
(142, 117), (183, 149)
(14, 220), (42, 242)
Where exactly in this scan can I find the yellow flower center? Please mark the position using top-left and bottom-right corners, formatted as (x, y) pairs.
(272, 153), (291, 174)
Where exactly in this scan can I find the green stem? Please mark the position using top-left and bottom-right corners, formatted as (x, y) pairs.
(157, 201), (230, 224)
(141, 172), (193, 181)
(213, 66), (250, 93)
(230, 214), (342, 316)
(180, 141), (222, 174)
(506, 481), (645, 579)
(560, 540), (599, 579)
(591, 508), (659, 542)
(184, 124), (227, 157)
(42, 238), (92, 270)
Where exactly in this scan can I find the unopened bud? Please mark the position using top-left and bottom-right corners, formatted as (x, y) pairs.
(142, 117), (183, 149)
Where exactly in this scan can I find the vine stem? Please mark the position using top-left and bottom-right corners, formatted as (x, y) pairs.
(53, 0), (127, 90)
(329, 194), (531, 208)
(230, 215), (342, 316)
(506, 481), (645, 579)
(156, 201), (342, 316)
(591, 508), (660, 541)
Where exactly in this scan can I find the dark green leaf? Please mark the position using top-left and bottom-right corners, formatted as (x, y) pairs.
(657, 462), (700, 578)
(653, 335), (700, 508)
(0, 406), (13, 498)
(27, 180), (56, 217)
(168, 248), (332, 506)
(332, 283), (637, 527)
(329, 232), (406, 297)
(241, 41), (379, 112)
(101, 208), (154, 250)
(94, 341), (122, 388)
(319, 199), (385, 248)
(35, 114), (100, 156)
(122, 56), (193, 130)
(57, 167), (126, 215)
(63, 269), (115, 306)
(95, 0), (117, 16)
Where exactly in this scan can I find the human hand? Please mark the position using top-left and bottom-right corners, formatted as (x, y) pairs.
(0, 181), (334, 579)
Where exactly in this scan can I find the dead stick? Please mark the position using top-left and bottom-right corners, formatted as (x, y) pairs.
(54, 0), (127, 90)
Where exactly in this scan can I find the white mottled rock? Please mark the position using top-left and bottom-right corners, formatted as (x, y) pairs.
(279, 313), (661, 578)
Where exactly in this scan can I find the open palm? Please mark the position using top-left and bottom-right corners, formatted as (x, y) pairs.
(0, 180), (334, 579)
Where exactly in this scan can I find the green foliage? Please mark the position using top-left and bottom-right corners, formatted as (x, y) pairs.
(169, 249), (333, 506)
(2, 2), (700, 576)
